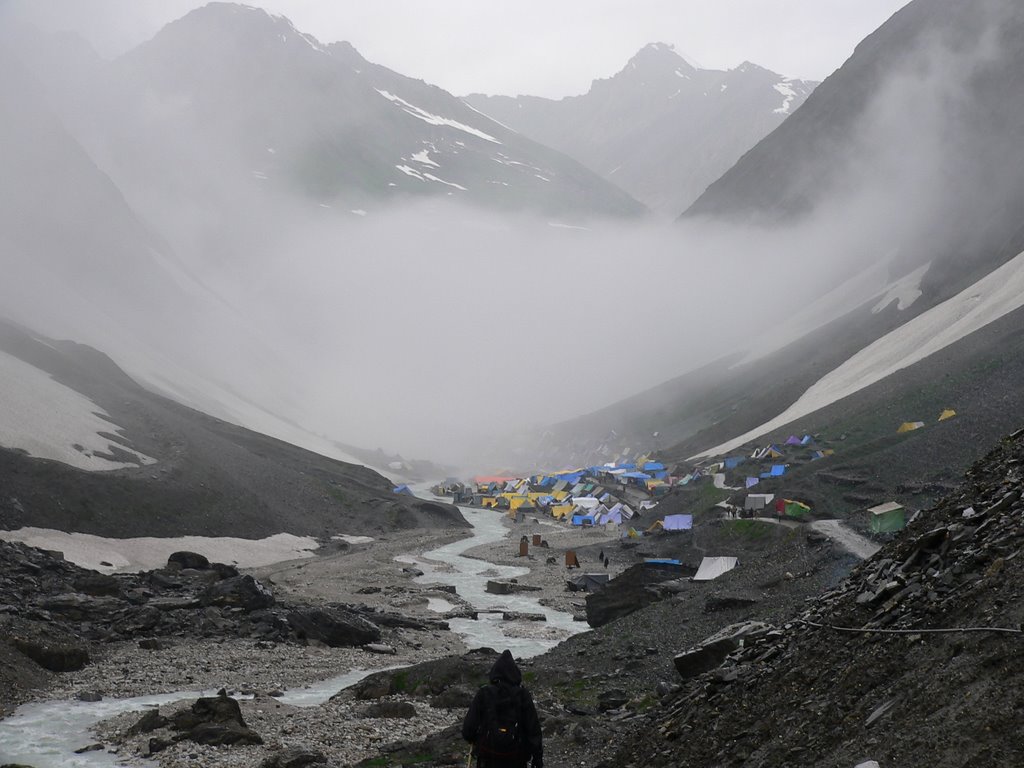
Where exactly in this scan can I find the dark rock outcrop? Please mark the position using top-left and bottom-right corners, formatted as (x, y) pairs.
(287, 607), (381, 647)
(13, 638), (89, 672)
(585, 562), (696, 628)
(200, 575), (275, 611)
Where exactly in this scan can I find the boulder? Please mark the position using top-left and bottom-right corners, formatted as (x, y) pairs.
(200, 575), (274, 612)
(365, 643), (397, 655)
(673, 622), (773, 680)
(38, 593), (127, 621)
(168, 690), (263, 747)
(128, 708), (168, 736)
(184, 722), (263, 746)
(287, 608), (381, 647)
(167, 551), (210, 570)
(72, 573), (122, 597)
(597, 689), (629, 712)
(14, 638), (90, 672)
(260, 746), (328, 768)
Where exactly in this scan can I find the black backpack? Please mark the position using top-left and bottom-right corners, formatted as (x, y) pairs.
(476, 683), (527, 759)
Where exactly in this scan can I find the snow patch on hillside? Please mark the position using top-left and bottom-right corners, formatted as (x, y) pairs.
(698, 251), (1024, 458)
(0, 528), (319, 573)
(0, 350), (155, 471)
(376, 90), (501, 144)
(872, 262), (930, 312)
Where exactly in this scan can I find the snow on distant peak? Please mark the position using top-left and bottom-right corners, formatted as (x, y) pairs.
(0, 350), (156, 471)
(376, 90), (502, 144)
(773, 80), (797, 114)
(698, 251), (1024, 459)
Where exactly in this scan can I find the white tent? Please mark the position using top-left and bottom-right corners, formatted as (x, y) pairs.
(744, 493), (775, 511)
(662, 514), (693, 531)
(571, 497), (602, 510)
(693, 556), (738, 581)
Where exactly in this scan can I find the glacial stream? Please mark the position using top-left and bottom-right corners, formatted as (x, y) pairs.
(0, 499), (582, 766)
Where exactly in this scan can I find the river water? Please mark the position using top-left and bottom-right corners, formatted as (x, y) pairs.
(0, 501), (581, 766)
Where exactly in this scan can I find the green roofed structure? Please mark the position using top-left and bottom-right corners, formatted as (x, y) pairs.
(868, 501), (906, 533)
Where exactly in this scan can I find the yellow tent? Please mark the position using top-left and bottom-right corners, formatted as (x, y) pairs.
(551, 504), (574, 519)
(897, 421), (925, 433)
(481, 497), (498, 508)
(938, 409), (957, 421)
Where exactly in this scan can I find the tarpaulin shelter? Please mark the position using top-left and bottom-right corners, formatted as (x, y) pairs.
(724, 456), (746, 470)
(662, 514), (693, 531)
(746, 477), (760, 488)
(393, 484), (414, 495)
(693, 556), (738, 581)
(571, 514), (596, 526)
(745, 493), (774, 511)
(785, 435), (802, 445)
(938, 409), (957, 421)
(897, 421), (925, 433)
(777, 499), (810, 518)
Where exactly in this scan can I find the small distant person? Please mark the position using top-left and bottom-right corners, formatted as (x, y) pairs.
(599, 549), (604, 561)
(604, 555), (609, 568)
(462, 649), (543, 768)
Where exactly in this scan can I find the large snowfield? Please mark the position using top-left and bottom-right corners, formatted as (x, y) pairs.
(698, 249), (1024, 458)
(0, 527), (320, 572)
(0, 349), (155, 471)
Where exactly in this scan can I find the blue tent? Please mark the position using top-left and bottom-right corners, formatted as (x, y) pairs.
(622, 471), (652, 480)
(801, 435), (813, 445)
(643, 462), (666, 471)
(769, 465), (786, 477)
(724, 456), (746, 470)
(571, 514), (596, 526)
(746, 476), (760, 488)
(393, 484), (414, 496)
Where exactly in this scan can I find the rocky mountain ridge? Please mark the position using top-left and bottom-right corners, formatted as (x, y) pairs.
(465, 42), (816, 215)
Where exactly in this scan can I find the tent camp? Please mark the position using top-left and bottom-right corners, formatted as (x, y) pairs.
(693, 556), (738, 581)
(662, 514), (693, 531)
(868, 501), (906, 533)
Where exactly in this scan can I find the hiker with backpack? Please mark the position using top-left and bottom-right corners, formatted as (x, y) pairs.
(462, 649), (543, 768)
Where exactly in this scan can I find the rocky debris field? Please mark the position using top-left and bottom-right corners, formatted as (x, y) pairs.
(0, 540), (454, 717)
(605, 427), (1024, 768)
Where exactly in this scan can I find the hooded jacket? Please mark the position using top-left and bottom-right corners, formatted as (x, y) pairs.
(462, 650), (543, 768)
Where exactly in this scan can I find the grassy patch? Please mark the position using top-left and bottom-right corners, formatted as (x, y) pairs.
(722, 519), (774, 540)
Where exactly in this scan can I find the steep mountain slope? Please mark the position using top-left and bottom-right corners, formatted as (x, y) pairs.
(465, 43), (815, 215)
(82, 2), (643, 224)
(611, 426), (1024, 767)
(521, 0), (1024, 509)
(0, 319), (463, 539)
(686, 0), (1024, 277)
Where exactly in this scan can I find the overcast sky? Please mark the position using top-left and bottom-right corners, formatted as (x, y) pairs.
(9, 0), (912, 97)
